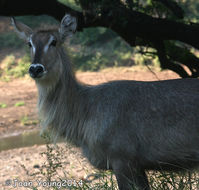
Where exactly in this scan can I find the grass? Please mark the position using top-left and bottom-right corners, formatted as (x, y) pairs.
(0, 53), (31, 81)
(19, 134), (118, 190)
(17, 135), (199, 190)
(148, 170), (199, 190)
(0, 102), (7, 108)
(15, 101), (25, 107)
(20, 116), (39, 126)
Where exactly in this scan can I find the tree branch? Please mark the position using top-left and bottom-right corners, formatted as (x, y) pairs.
(165, 42), (199, 77)
(153, 40), (190, 78)
(1, 0), (199, 48)
(135, 38), (199, 78)
(0, 0), (81, 20)
(75, 1), (199, 49)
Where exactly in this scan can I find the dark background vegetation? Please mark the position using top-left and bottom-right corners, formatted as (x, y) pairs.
(0, 0), (199, 78)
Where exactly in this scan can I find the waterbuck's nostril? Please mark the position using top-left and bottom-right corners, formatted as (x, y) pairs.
(29, 64), (45, 78)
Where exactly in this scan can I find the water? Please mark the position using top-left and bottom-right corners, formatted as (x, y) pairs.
(0, 130), (47, 151)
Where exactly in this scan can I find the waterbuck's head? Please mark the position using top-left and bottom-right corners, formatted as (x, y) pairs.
(11, 14), (77, 83)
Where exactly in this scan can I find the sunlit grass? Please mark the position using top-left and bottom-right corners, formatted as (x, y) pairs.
(0, 102), (7, 108)
(20, 116), (39, 126)
(15, 101), (25, 107)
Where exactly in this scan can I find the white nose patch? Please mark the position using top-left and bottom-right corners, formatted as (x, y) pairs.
(29, 63), (45, 70)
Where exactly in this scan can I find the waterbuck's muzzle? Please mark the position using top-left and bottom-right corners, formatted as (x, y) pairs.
(29, 63), (45, 78)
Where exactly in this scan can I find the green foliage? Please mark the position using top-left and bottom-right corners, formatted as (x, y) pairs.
(0, 103), (7, 108)
(20, 135), (64, 185)
(20, 116), (38, 126)
(15, 101), (25, 107)
(128, 0), (199, 22)
(0, 32), (23, 49)
(70, 27), (109, 46)
(39, 143), (64, 182)
(58, 0), (81, 11)
(13, 54), (31, 77)
(1, 0), (198, 75)
(179, 0), (199, 22)
(69, 27), (135, 71)
(20, 116), (29, 126)
(15, 15), (58, 29)
(0, 54), (30, 80)
(0, 55), (15, 81)
(129, 0), (180, 20)
(133, 46), (160, 67)
(19, 138), (118, 190)
(0, 26), (159, 76)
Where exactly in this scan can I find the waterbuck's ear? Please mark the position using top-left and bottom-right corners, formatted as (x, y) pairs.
(11, 17), (33, 42)
(59, 14), (77, 41)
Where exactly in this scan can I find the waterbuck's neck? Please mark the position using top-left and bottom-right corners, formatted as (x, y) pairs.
(36, 46), (88, 143)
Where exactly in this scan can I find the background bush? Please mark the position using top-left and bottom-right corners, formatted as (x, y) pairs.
(0, 0), (199, 78)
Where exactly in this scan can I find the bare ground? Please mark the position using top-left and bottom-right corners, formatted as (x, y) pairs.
(0, 66), (179, 189)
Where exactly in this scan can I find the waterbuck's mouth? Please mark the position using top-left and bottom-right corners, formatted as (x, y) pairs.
(29, 64), (47, 79)
(29, 70), (48, 79)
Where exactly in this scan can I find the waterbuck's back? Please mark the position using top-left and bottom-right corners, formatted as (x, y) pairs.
(84, 78), (199, 170)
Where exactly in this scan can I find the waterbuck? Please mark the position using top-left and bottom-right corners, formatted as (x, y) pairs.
(12, 14), (199, 190)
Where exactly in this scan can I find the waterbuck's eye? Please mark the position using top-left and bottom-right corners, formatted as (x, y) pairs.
(27, 42), (32, 48)
(50, 39), (57, 47)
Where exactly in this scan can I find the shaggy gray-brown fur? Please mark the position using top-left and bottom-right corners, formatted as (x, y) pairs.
(12, 14), (199, 190)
